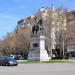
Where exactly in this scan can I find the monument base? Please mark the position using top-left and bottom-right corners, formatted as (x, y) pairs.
(28, 49), (49, 61)
(40, 49), (49, 61)
(28, 48), (40, 61)
(28, 36), (49, 62)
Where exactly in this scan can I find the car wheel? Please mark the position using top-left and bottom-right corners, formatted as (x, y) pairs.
(15, 64), (18, 66)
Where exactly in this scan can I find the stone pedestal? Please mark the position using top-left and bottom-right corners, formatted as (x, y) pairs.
(28, 35), (49, 61)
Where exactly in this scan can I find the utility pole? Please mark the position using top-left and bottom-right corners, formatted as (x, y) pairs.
(51, 0), (54, 10)
(50, 0), (56, 58)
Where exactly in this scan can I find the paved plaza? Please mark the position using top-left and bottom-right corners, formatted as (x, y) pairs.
(0, 63), (75, 75)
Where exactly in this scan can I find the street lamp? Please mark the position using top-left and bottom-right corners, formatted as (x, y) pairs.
(50, 0), (56, 59)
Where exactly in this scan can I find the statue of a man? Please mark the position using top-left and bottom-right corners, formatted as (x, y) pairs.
(32, 24), (39, 35)
(31, 17), (43, 35)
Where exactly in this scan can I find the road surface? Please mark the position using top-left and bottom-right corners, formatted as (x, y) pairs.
(0, 63), (75, 75)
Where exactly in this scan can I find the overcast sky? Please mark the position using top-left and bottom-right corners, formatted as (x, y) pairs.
(0, 0), (75, 39)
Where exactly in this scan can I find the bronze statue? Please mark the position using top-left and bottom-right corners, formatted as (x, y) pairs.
(32, 24), (39, 35)
(32, 17), (43, 35)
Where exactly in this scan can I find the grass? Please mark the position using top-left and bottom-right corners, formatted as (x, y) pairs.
(42, 59), (71, 63)
(19, 59), (72, 64)
(19, 60), (40, 64)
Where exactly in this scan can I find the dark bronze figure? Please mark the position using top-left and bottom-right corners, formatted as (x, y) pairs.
(32, 24), (39, 35)
(32, 17), (43, 35)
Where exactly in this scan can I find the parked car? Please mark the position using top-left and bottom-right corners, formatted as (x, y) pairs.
(0, 56), (18, 66)
(14, 55), (28, 60)
(65, 51), (75, 59)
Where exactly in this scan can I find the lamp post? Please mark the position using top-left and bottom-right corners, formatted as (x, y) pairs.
(50, 0), (56, 59)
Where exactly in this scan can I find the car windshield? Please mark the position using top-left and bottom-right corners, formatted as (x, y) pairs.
(4, 56), (15, 61)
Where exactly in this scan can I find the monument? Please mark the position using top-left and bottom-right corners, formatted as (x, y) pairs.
(28, 17), (49, 61)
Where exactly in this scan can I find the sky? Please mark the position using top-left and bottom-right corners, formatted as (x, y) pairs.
(0, 0), (75, 39)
